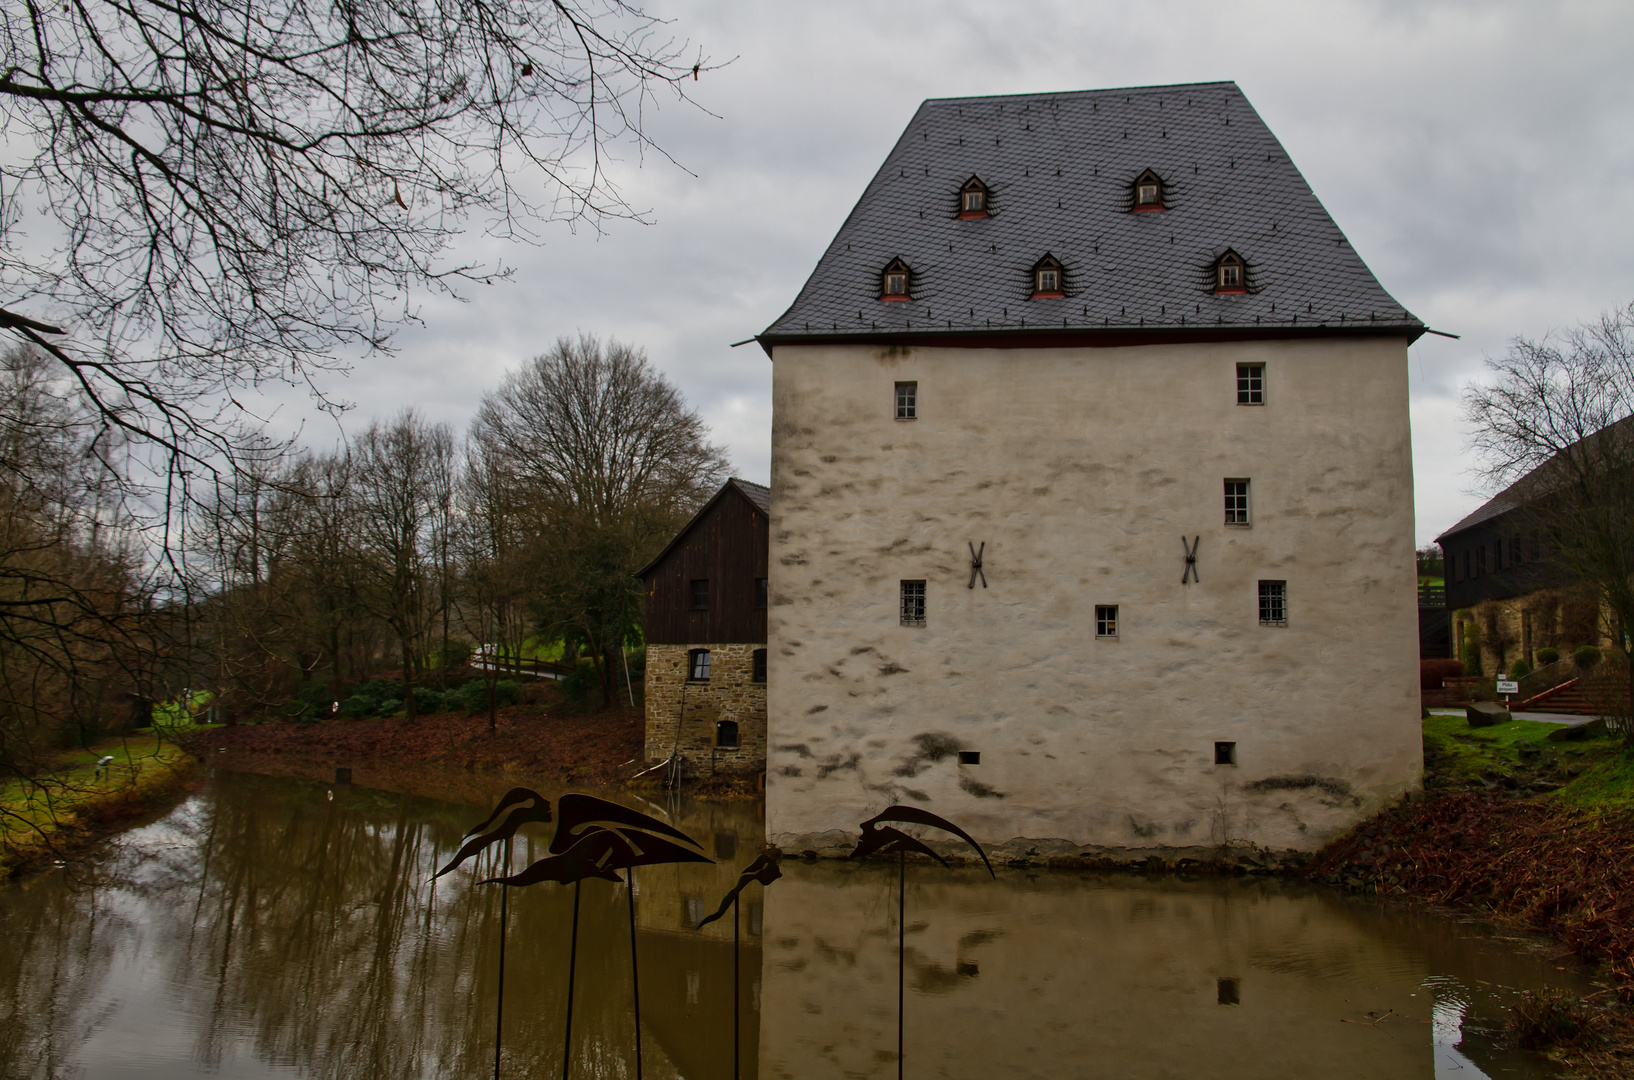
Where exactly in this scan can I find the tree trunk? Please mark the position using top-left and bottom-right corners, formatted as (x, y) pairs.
(402, 639), (417, 720)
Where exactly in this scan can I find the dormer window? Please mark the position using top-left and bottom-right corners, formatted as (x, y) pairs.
(1031, 254), (1064, 298)
(1214, 250), (1246, 294)
(1132, 169), (1165, 212)
(881, 257), (911, 301)
(958, 176), (990, 219)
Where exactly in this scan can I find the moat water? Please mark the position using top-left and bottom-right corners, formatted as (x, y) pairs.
(0, 769), (1596, 1079)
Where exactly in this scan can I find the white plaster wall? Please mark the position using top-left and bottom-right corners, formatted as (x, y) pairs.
(765, 337), (1422, 854)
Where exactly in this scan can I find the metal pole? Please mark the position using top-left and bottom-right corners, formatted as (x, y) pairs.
(563, 879), (581, 1080)
(629, 872), (643, 1080)
(733, 894), (741, 1080)
(494, 837), (510, 1080)
(898, 849), (905, 1080)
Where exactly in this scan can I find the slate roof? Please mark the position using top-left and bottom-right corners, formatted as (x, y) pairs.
(760, 81), (1421, 348)
(731, 477), (771, 513)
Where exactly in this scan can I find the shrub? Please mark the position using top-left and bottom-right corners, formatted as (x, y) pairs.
(343, 680), (404, 717)
(1536, 647), (1560, 665)
(559, 659), (600, 707)
(1420, 658), (1464, 690)
(447, 679), (522, 715)
(1574, 645), (1603, 672)
(289, 684), (336, 725)
(1505, 988), (1602, 1050)
(410, 685), (445, 714)
(1508, 658), (1532, 680)
(1460, 640), (1483, 677)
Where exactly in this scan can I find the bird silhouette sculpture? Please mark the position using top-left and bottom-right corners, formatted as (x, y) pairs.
(478, 826), (710, 886)
(851, 805), (996, 878)
(697, 852), (782, 929)
(432, 787), (552, 880)
(696, 851), (782, 1080)
(850, 806), (994, 1080)
(479, 792), (711, 1080)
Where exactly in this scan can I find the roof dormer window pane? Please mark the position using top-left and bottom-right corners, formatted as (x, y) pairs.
(1214, 250), (1246, 294)
(1132, 169), (1166, 211)
(880, 257), (911, 300)
(1031, 254), (1064, 298)
(958, 176), (991, 219)
(1037, 268), (1058, 292)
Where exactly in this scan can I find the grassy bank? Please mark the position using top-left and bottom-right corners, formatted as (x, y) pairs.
(2, 728), (202, 878)
(1312, 714), (1634, 1075)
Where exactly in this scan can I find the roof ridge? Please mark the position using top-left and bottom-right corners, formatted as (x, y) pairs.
(923, 80), (1240, 107)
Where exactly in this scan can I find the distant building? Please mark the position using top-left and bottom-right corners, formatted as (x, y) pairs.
(755, 82), (1425, 857)
(638, 478), (770, 776)
(1436, 440), (1615, 678)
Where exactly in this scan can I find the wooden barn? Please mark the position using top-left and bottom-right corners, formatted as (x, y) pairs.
(637, 478), (770, 776)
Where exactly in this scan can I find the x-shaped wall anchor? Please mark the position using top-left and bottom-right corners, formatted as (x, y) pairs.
(1181, 535), (1200, 584)
(968, 542), (987, 589)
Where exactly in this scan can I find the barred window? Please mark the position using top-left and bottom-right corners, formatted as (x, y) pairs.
(1258, 581), (1287, 626)
(688, 649), (711, 681)
(1225, 480), (1250, 525)
(900, 580), (926, 626)
(752, 648), (767, 684)
(1236, 363), (1263, 405)
(1095, 605), (1118, 638)
(896, 381), (917, 420)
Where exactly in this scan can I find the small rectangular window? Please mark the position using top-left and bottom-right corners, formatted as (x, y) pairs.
(957, 751), (981, 765)
(715, 720), (739, 749)
(689, 578), (708, 610)
(1476, 547), (1486, 578)
(688, 649), (711, 681)
(1236, 364), (1264, 405)
(1224, 479), (1250, 526)
(1095, 605), (1118, 638)
(1258, 581), (1287, 626)
(900, 580), (926, 626)
(751, 648), (767, 684)
(1215, 741), (1237, 766)
(754, 577), (768, 609)
(895, 381), (917, 420)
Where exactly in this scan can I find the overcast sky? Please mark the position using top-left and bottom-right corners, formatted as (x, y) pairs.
(277, 0), (1634, 547)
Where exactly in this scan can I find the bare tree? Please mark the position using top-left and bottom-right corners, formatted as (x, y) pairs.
(1464, 300), (1634, 732)
(455, 431), (532, 732)
(474, 334), (727, 707)
(0, 0), (719, 502)
(351, 410), (455, 718)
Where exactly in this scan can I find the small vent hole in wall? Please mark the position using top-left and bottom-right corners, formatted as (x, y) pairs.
(1214, 741), (1236, 766)
(958, 751), (981, 765)
(1218, 978), (1240, 1005)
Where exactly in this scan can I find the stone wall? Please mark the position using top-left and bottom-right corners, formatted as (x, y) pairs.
(644, 642), (767, 775)
(1451, 586), (1611, 678)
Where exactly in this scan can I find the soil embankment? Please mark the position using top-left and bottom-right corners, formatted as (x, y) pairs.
(182, 699), (646, 788)
(1311, 715), (1634, 1075)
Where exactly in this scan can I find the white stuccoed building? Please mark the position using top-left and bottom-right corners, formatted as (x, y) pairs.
(754, 82), (1424, 859)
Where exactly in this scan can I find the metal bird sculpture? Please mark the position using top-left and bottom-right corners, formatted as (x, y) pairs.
(549, 792), (702, 854)
(849, 806), (994, 1080)
(432, 787), (553, 1080)
(432, 787), (552, 880)
(478, 826), (710, 886)
(697, 852), (782, 929)
(497, 792), (711, 1080)
(854, 805), (996, 878)
(697, 851), (783, 1080)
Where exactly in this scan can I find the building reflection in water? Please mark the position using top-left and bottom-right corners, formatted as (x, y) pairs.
(0, 771), (1590, 1080)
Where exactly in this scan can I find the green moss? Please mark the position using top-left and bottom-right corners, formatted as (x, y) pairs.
(1, 733), (196, 876)
(1554, 745), (1634, 811)
(1423, 714), (1634, 809)
(1423, 714), (1558, 780)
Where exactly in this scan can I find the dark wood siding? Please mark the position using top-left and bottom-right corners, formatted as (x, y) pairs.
(641, 487), (769, 645)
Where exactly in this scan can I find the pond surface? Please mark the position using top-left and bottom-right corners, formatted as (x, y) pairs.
(0, 769), (1593, 1079)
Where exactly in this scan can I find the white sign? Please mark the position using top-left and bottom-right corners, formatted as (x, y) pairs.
(1496, 679), (1519, 695)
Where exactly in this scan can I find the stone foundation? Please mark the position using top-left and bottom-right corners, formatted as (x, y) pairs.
(644, 643), (767, 775)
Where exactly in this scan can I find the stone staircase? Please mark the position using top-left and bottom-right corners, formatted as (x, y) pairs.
(1521, 675), (1628, 716)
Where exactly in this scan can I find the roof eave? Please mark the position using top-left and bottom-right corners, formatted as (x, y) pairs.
(757, 323), (1425, 355)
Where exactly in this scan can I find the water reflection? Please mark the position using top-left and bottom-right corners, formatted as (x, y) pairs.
(0, 771), (1587, 1079)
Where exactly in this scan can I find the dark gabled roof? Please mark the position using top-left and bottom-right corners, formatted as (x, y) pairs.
(1435, 416), (1634, 544)
(636, 478), (769, 578)
(759, 81), (1422, 350)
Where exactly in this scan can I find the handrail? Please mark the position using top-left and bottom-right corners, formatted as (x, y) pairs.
(1514, 657), (1571, 700)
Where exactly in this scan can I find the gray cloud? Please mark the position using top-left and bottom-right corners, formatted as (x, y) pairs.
(252, 0), (1634, 546)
